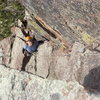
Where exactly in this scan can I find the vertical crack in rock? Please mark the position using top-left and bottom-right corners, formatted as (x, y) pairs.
(9, 36), (16, 65)
(0, 48), (3, 65)
(11, 74), (16, 90)
(46, 66), (50, 78)
(34, 52), (37, 73)
(46, 48), (55, 79)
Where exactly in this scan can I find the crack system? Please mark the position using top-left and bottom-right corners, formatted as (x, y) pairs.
(34, 52), (37, 73)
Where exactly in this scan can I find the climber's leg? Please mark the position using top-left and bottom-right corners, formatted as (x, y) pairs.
(21, 52), (31, 71)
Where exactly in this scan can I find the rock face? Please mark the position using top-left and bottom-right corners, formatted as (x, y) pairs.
(0, 65), (100, 100)
(18, 0), (100, 90)
(36, 42), (53, 78)
(0, 0), (100, 99)
(20, 0), (100, 44)
(0, 27), (99, 83)
(10, 27), (25, 70)
(0, 37), (14, 66)
(1, 32), (100, 93)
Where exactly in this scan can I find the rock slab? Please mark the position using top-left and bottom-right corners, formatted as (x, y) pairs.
(0, 65), (100, 100)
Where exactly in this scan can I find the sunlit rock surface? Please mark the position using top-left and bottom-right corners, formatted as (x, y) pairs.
(0, 65), (100, 100)
(20, 0), (100, 44)
(0, 0), (100, 99)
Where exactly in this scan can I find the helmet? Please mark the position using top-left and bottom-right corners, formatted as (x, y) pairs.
(25, 36), (32, 41)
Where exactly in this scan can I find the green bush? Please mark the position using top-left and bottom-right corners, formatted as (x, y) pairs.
(0, 0), (24, 40)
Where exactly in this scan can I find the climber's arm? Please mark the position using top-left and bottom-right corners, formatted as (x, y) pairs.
(22, 45), (27, 54)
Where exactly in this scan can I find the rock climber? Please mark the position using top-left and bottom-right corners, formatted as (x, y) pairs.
(22, 36), (40, 56)
(21, 33), (43, 71)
